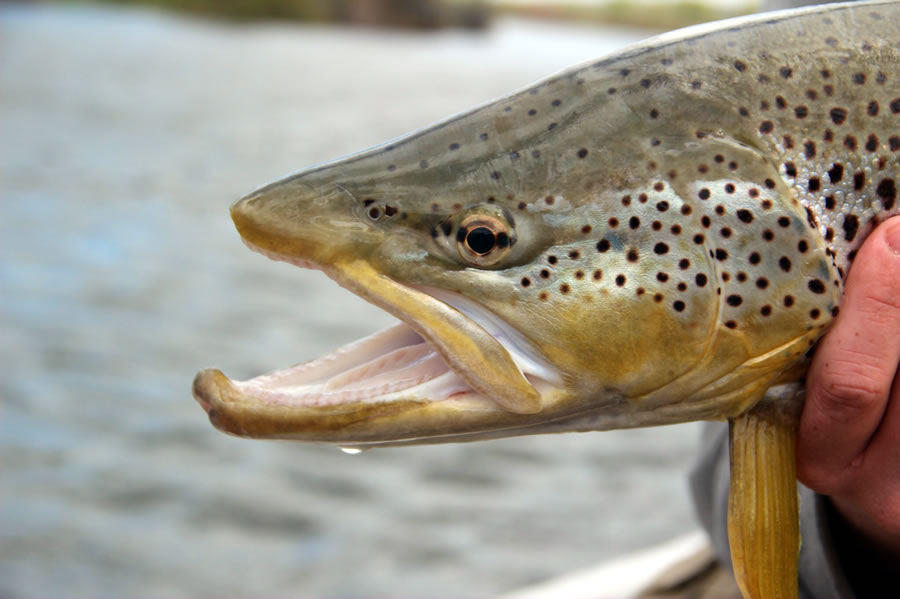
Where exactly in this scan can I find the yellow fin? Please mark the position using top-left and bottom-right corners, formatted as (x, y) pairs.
(727, 392), (801, 599)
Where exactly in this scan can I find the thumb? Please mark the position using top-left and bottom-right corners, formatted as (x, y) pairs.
(798, 215), (900, 495)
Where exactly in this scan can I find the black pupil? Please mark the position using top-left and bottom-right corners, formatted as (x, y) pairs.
(466, 227), (496, 255)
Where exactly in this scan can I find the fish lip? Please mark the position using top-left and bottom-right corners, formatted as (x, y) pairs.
(194, 238), (562, 435)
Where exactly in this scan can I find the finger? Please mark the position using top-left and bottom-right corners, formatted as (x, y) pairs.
(798, 216), (900, 495)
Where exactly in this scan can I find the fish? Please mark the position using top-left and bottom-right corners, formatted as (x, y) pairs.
(193, 2), (899, 598)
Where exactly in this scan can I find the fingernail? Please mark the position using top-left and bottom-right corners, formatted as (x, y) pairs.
(886, 217), (900, 255)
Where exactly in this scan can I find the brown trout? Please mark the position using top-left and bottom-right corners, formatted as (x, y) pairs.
(194, 2), (899, 597)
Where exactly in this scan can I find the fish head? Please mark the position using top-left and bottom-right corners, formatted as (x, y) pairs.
(196, 107), (737, 446)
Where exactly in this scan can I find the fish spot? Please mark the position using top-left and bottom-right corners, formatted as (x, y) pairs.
(715, 249), (728, 261)
(673, 300), (685, 312)
(825, 227), (834, 242)
(548, 255), (558, 265)
(765, 178), (776, 189)
(844, 135), (858, 151)
(699, 188), (711, 200)
(539, 292), (548, 301)
(759, 121), (774, 134)
(720, 227), (733, 238)
(640, 78), (651, 88)
(419, 160), (429, 169)
(693, 233), (705, 244)
(654, 242), (669, 255)
(715, 205), (726, 216)
(876, 178), (896, 210)
(695, 273), (708, 287)
(756, 277), (769, 289)
(734, 60), (747, 72)
(865, 134), (879, 152)
(776, 96), (787, 109)
(491, 171), (501, 180)
(608, 217), (619, 228)
(830, 107), (847, 125)
(544, 196), (555, 205)
(679, 258), (690, 270)
(726, 294), (743, 307)
(552, 99), (561, 107)
(657, 272), (669, 282)
(577, 148), (589, 159)
(891, 98), (900, 114)
(806, 89), (818, 100)
(654, 293), (664, 303)
(575, 270), (584, 280)
(517, 201), (527, 210)
(532, 150), (541, 159)
(449, 143), (460, 151)
(824, 195), (836, 210)
(596, 239), (611, 253)
(616, 274), (626, 286)
(784, 162), (797, 178)
(560, 283), (570, 294)
(539, 269), (550, 279)
(593, 269), (603, 281)
(581, 225), (592, 234)
(810, 308), (821, 320)
(808, 177), (820, 192)
(626, 248), (639, 262)
(681, 205), (693, 216)
(828, 163), (844, 183)
(853, 171), (866, 190)
(510, 151), (520, 161)
(521, 277), (531, 287)
(528, 109), (537, 116)
(842, 214), (860, 242)
(763, 229), (775, 241)
(852, 72), (866, 85)
(671, 224), (682, 235)
(569, 250), (581, 260)
(808, 279), (826, 294)
(701, 215), (712, 228)
(749, 252), (761, 265)
(761, 305), (772, 316)
(778, 216), (791, 228)
(480, 133), (489, 141)
(725, 183), (736, 194)
(629, 216), (641, 229)
(868, 101), (880, 116)
(780, 67), (793, 79)
(761, 199), (771, 210)
(725, 320), (737, 329)
(656, 200), (669, 211)
(784, 135), (795, 149)
(387, 164), (396, 172)
(779, 256), (792, 272)
(621, 195), (632, 206)
(804, 141), (816, 159)
(736, 209), (753, 223)
(798, 240), (809, 253)
(890, 137), (900, 151)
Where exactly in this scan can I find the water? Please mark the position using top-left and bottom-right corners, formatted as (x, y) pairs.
(0, 5), (703, 597)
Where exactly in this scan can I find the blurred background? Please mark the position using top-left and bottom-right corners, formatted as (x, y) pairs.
(1, 0), (778, 596)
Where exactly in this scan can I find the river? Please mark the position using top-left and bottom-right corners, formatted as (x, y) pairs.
(0, 4), (703, 596)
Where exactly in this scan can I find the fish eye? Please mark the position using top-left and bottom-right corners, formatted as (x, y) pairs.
(456, 213), (512, 267)
(466, 227), (497, 255)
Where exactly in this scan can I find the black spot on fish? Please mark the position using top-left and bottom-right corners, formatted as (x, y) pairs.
(842, 214), (860, 242)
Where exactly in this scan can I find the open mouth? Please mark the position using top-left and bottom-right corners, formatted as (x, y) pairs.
(193, 241), (562, 422)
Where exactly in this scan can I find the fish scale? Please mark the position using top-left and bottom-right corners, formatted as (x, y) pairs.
(195, 4), (899, 598)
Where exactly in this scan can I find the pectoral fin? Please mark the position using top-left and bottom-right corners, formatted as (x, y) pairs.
(727, 386), (803, 599)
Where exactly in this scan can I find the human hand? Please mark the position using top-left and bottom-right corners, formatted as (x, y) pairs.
(798, 215), (900, 556)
